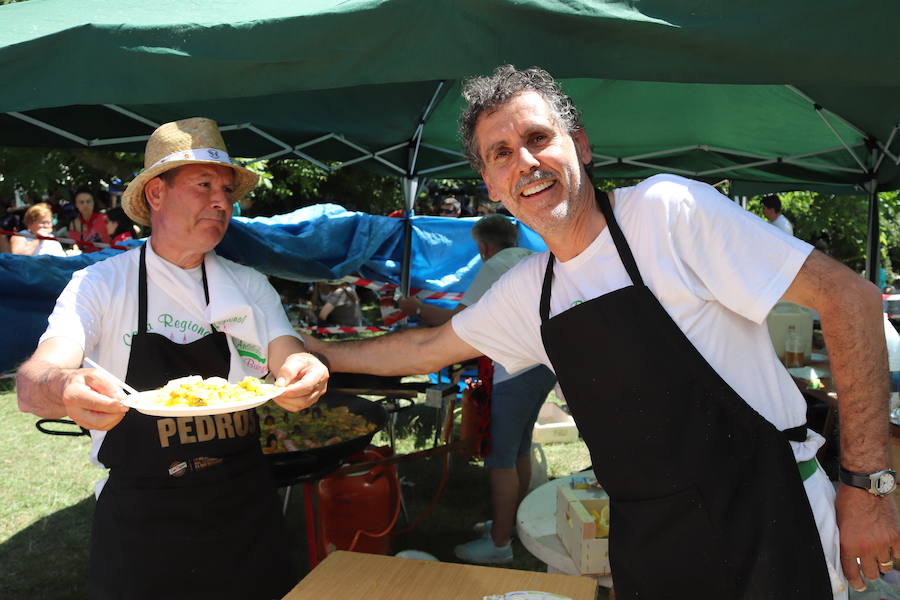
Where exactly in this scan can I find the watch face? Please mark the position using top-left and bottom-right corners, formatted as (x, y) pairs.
(875, 471), (897, 495)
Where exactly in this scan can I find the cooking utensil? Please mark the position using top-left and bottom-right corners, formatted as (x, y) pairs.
(83, 356), (140, 396)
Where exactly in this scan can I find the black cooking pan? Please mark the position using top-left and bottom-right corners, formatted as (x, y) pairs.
(264, 393), (388, 487)
(35, 393), (387, 485)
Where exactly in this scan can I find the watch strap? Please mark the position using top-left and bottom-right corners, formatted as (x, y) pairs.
(839, 467), (873, 491)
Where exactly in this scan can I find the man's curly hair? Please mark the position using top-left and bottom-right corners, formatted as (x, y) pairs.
(459, 65), (584, 172)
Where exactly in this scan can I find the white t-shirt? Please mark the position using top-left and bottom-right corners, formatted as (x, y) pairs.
(453, 174), (815, 450)
(772, 213), (794, 236)
(460, 246), (534, 384)
(461, 247), (533, 306)
(36, 239), (66, 257)
(40, 242), (297, 475)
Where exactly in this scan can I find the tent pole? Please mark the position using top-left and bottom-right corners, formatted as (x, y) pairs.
(864, 142), (882, 286)
(397, 84), (443, 296)
(400, 177), (420, 295)
(864, 180), (880, 286)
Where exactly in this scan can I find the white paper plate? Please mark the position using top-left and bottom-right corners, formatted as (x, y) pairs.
(123, 385), (283, 417)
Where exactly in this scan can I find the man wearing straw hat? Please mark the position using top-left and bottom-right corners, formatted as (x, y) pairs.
(17, 117), (328, 599)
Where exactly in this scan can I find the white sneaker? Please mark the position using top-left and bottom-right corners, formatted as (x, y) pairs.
(454, 536), (513, 565)
(473, 520), (517, 538)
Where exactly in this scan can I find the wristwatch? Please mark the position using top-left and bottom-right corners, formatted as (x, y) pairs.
(839, 466), (897, 496)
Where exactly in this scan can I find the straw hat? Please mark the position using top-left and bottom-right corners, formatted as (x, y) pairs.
(122, 117), (259, 226)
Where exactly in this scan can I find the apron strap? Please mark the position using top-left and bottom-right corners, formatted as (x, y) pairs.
(137, 243), (215, 334)
(138, 243), (148, 334)
(201, 261), (217, 333)
(596, 190), (645, 288)
(781, 424), (808, 443)
(539, 254), (555, 323)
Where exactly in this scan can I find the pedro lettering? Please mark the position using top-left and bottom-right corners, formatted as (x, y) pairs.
(157, 410), (258, 448)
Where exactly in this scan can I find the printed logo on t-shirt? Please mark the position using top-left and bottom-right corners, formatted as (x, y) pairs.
(121, 312), (214, 347)
(571, 300), (585, 307)
(122, 323), (155, 347)
(157, 313), (212, 338)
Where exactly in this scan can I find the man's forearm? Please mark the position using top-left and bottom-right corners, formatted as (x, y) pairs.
(311, 324), (480, 376)
(823, 283), (891, 471)
(16, 358), (71, 418)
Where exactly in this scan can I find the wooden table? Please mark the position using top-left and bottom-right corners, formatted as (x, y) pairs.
(283, 551), (598, 600)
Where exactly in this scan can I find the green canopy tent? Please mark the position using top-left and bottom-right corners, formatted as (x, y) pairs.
(2, 0), (899, 283)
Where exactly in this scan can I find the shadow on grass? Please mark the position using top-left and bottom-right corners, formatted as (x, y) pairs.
(0, 495), (94, 599)
(0, 449), (600, 598)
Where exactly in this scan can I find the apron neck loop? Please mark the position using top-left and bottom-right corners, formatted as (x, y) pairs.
(200, 261), (211, 306)
(539, 189), (646, 323)
(138, 243), (214, 334)
(539, 254), (555, 323)
(597, 191), (645, 288)
(138, 244), (149, 334)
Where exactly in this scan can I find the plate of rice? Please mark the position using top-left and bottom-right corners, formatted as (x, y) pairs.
(123, 375), (283, 417)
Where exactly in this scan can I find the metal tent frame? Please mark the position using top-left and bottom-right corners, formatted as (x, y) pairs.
(6, 80), (899, 285)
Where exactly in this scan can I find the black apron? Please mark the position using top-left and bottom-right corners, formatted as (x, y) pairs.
(539, 193), (831, 598)
(88, 244), (296, 600)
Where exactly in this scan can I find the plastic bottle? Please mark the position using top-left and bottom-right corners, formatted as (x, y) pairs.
(784, 325), (804, 368)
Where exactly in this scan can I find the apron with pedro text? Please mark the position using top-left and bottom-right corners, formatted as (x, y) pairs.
(539, 192), (831, 598)
(88, 244), (296, 600)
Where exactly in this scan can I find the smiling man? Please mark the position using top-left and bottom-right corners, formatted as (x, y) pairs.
(307, 66), (899, 598)
(16, 118), (328, 600)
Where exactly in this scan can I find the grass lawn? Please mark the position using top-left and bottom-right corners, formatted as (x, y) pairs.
(1, 383), (603, 599)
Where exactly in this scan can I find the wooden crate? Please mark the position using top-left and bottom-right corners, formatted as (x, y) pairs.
(555, 484), (611, 576)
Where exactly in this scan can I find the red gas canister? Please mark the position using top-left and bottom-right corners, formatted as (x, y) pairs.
(315, 446), (399, 556)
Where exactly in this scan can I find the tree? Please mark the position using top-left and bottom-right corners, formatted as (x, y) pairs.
(0, 147), (142, 205)
(242, 159), (402, 217)
(746, 190), (900, 278)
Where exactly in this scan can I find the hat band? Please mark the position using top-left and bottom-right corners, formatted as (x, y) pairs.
(150, 147), (233, 169)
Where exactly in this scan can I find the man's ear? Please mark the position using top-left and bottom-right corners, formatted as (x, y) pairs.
(573, 129), (591, 166)
(144, 177), (164, 212)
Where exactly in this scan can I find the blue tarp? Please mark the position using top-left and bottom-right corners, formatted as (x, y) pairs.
(1, 205), (546, 372)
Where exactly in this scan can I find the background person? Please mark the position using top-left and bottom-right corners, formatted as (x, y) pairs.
(307, 65), (899, 599)
(398, 214), (555, 564)
(105, 206), (138, 245)
(10, 202), (66, 256)
(475, 202), (496, 216)
(439, 195), (462, 218)
(316, 280), (363, 327)
(762, 194), (794, 235)
(16, 117), (329, 600)
(66, 186), (111, 251)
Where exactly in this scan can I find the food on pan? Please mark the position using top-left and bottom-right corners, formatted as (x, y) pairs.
(147, 375), (277, 407)
(260, 404), (376, 454)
